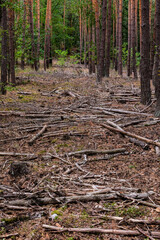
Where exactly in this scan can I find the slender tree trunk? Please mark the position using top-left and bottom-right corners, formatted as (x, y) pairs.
(140, 0), (151, 105)
(97, 0), (107, 82)
(131, 0), (137, 78)
(154, 0), (160, 116)
(139, 0), (142, 74)
(1, 1), (8, 94)
(21, 0), (26, 70)
(84, 17), (87, 67)
(118, 0), (122, 75)
(127, 0), (131, 76)
(29, 0), (38, 71)
(135, 0), (138, 51)
(8, 0), (16, 84)
(79, 3), (82, 64)
(44, 0), (51, 70)
(105, 0), (112, 77)
(92, 24), (96, 73)
(115, 0), (119, 71)
(63, 0), (66, 50)
(150, 2), (156, 80)
(37, 0), (40, 69)
(92, 0), (100, 72)
(88, 20), (92, 74)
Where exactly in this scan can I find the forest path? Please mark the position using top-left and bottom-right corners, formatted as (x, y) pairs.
(0, 65), (160, 240)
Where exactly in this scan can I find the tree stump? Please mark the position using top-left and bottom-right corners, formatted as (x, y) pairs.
(9, 162), (29, 177)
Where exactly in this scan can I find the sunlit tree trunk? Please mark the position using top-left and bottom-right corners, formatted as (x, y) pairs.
(88, 20), (92, 74)
(115, 0), (119, 71)
(118, 0), (122, 75)
(84, 17), (87, 67)
(92, 24), (96, 73)
(131, 0), (137, 78)
(8, 0), (16, 84)
(37, 0), (40, 69)
(105, 0), (112, 77)
(1, 0), (8, 94)
(140, 0), (151, 105)
(127, 0), (131, 76)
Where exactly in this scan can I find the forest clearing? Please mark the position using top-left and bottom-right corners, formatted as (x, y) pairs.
(0, 64), (160, 239)
(1, 0), (160, 239)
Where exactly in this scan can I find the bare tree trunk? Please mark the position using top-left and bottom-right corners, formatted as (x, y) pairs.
(118, 0), (122, 76)
(88, 20), (92, 74)
(37, 0), (40, 69)
(8, 0), (16, 84)
(131, 0), (137, 79)
(84, 17), (87, 67)
(127, 0), (131, 76)
(97, 0), (107, 82)
(140, 0), (151, 105)
(150, 2), (156, 81)
(92, 24), (96, 73)
(1, 1), (8, 94)
(21, 0), (26, 70)
(79, 2), (82, 64)
(105, 0), (112, 77)
(115, 0), (119, 71)
(154, 0), (160, 117)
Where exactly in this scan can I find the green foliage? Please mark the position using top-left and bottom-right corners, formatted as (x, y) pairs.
(55, 49), (68, 65)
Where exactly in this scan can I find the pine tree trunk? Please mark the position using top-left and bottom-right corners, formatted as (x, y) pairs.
(97, 0), (107, 82)
(118, 0), (122, 75)
(21, 0), (26, 70)
(84, 17), (87, 67)
(127, 0), (131, 76)
(154, 0), (160, 117)
(79, 4), (82, 64)
(1, 1), (8, 94)
(8, 1), (16, 84)
(92, 0), (100, 71)
(115, 0), (119, 71)
(139, 0), (142, 74)
(37, 0), (40, 69)
(105, 0), (112, 77)
(92, 24), (96, 73)
(131, 0), (137, 78)
(140, 0), (151, 105)
(29, 0), (38, 71)
(150, 2), (156, 81)
(88, 20), (92, 75)
(44, 0), (51, 70)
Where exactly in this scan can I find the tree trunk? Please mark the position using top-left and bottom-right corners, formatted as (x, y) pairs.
(154, 0), (160, 117)
(37, 0), (40, 69)
(115, 0), (119, 71)
(21, 0), (26, 70)
(29, 0), (38, 71)
(150, 2), (156, 81)
(84, 17), (87, 67)
(79, 3), (82, 64)
(97, 0), (107, 82)
(140, 0), (151, 105)
(1, 1), (8, 94)
(88, 20), (92, 75)
(8, 0), (16, 84)
(105, 0), (112, 77)
(127, 0), (131, 76)
(131, 0), (137, 79)
(92, 24), (96, 73)
(44, 0), (51, 70)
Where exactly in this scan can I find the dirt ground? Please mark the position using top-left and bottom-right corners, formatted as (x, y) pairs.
(0, 63), (160, 240)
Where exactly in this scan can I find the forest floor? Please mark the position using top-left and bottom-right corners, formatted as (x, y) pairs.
(0, 62), (160, 240)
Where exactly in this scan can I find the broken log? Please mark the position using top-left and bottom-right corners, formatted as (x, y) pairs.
(67, 148), (126, 156)
(42, 225), (160, 238)
(28, 124), (48, 145)
(101, 124), (160, 148)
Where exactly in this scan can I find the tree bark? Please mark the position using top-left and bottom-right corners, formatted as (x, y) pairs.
(140, 0), (151, 105)
(131, 0), (137, 79)
(105, 0), (112, 77)
(127, 0), (131, 76)
(154, 0), (160, 117)
(8, 0), (16, 84)
(21, 0), (26, 70)
(97, 0), (107, 82)
(1, 0), (8, 94)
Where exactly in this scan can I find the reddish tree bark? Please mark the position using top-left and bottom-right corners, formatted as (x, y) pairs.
(140, 0), (151, 105)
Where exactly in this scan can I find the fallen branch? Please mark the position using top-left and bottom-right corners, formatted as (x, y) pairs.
(67, 148), (126, 156)
(0, 233), (19, 239)
(0, 152), (37, 158)
(28, 124), (48, 145)
(101, 123), (160, 148)
(42, 225), (160, 238)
